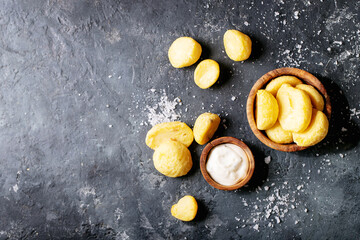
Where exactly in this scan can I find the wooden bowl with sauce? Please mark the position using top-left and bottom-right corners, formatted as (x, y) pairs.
(246, 67), (331, 152)
(200, 137), (255, 191)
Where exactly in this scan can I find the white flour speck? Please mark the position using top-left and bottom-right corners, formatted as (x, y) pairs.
(13, 184), (19, 192)
(294, 11), (299, 19)
(264, 156), (271, 164)
(78, 186), (96, 197)
(146, 90), (181, 126)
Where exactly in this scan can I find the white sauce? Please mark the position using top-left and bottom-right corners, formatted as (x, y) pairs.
(206, 143), (249, 186)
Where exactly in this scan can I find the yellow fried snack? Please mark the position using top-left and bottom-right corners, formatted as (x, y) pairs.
(171, 195), (198, 221)
(265, 121), (293, 144)
(293, 109), (329, 147)
(296, 84), (324, 111)
(255, 90), (279, 130)
(168, 37), (202, 68)
(265, 76), (303, 96)
(193, 113), (221, 145)
(153, 140), (192, 177)
(223, 29), (252, 61)
(277, 84), (312, 133)
(145, 122), (194, 150)
(194, 59), (220, 89)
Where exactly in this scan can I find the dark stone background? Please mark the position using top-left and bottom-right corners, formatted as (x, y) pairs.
(0, 0), (359, 239)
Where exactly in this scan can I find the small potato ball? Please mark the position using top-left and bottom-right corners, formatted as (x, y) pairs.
(194, 59), (220, 89)
(168, 37), (202, 68)
(223, 29), (252, 61)
(153, 140), (192, 177)
(171, 195), (198, 221)
(193, 112), (220, 145)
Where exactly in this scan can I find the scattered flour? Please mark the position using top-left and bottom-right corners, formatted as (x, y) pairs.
(106, 28), (121, 44)
(350, 108), (360, 118)
(325, 7), (356, 31)
(264, 156), (271, 164)
(239, 180), (309, 232)
(114, 208), (123, 221)
(146, 89), (181, 126)
(117, 231), (130, 240)
(12, 184), (19, 192)
(78, 186), (96, 197)
(294, 11), (299, 19)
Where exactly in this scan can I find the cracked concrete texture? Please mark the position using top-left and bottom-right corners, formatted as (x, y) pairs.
(0, 0), (359, 239)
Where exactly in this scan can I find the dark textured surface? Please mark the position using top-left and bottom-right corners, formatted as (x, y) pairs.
(0, 0), (359, 239)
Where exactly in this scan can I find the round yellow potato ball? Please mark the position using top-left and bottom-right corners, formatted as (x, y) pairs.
(194, 59), (220, 89)
(168, 37), (202, 68)
(153, 140), (192, 177)
(193, 112), (220, 145)
(171, 195), (198, 221)
(223, 29), (252, 61)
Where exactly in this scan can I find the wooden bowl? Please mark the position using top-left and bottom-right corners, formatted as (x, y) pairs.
(246, 67), (331, 152)
(200, 137), (255, 191)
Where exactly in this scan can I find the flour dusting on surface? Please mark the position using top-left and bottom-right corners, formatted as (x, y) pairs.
(12, 184), (19, 193)
(78, 186), (96, 196)
(146, 89), (181, 126)
(237, 181), (305, 231)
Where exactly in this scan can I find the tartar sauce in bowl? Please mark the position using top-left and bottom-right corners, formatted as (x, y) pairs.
(206, 143), (249, 186)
